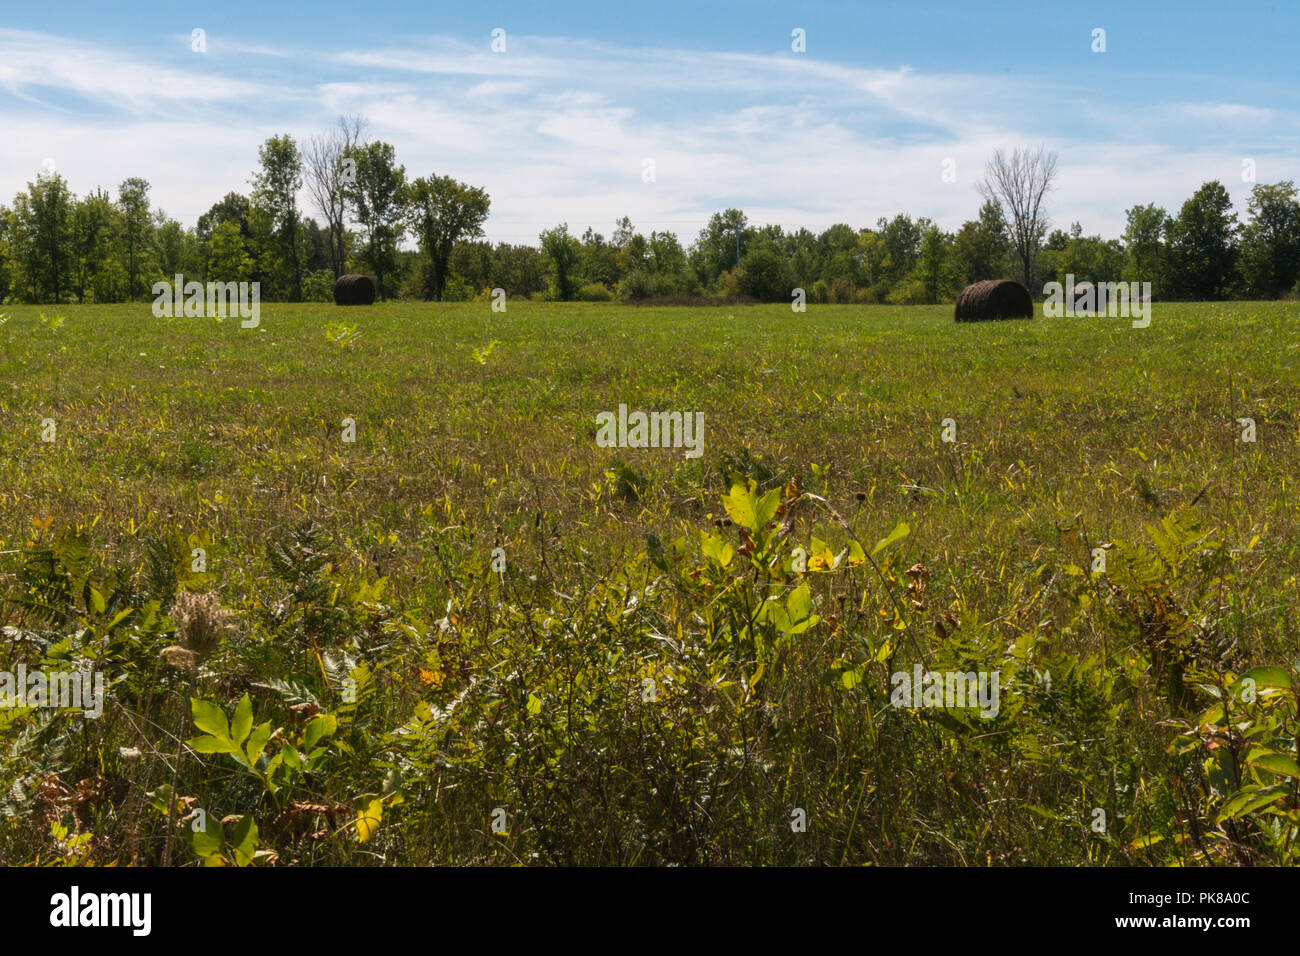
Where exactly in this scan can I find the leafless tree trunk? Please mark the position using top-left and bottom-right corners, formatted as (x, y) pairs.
(304, 114), (367, 278)
(978, 145), (1058, 290)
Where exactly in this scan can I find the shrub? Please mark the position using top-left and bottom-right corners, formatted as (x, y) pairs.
(440, 275), (479, 302)
(886, 279), (929, 305)
(829, 276), (855, 304)
(302, 269), (336, 303)
(737, 246), (794, 302)
(717, 267), (743, 299)
(576, 281), (614, 302)
(618, 270), (688, 301)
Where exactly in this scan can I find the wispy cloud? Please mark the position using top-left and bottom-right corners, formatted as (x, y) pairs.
(1, 27), (1295, 242)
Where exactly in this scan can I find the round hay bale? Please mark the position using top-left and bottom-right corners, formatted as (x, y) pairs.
(954, 279), (1033, 322)
(333, 274), (376, 306)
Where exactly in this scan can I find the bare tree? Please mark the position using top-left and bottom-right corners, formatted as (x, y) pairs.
(304, 114), (367, 277)
(978, 145), (1058, 288)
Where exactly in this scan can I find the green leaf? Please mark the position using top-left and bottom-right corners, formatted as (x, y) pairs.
(700, 531), (735, 568)
(1236, 666), (1292, 692)
(785, 586), (819, 634)
(1128, 833), (1165, 850)
(190, 819), (223, 858)
(302, 714), (338, 752)
(265, 751), (284, 788)
(761, 595), (790, 633)
(191, 698), (230, 740)
(230, 815), (258, 867)
(871, 522), (910, 557)
(723, 480), (779, 534)
(187, 734), (239, 755)
(754, 488), (781, 531)
(526, 693), (543, 717)
(1250, 753), (1300, 780)
(1196, 703), (1225, 726)
(1217, 784), (1290, 822)
(230, 693), (253, 745)
(244, 721), (272, 766)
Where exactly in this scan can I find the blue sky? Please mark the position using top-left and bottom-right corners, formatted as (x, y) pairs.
(3, 0), (1297, 243)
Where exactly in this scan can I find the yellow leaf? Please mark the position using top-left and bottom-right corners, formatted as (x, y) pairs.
(356, 798), (383, 843)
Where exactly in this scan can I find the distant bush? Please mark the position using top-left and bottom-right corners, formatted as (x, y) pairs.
(737, 246), (794, 302)
(576, 281), (615, 302)
(716, 267), (743, 299)
(810, 279), (830, 304)
(886, 279), (929, 305)
(302, 269), (335, 303)
(829, 276), (855, 304)
(441, 275), (480, 302)
(617, 270), (690, 301)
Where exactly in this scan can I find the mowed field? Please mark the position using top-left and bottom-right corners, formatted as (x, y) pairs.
(0, 301), (1297, 866)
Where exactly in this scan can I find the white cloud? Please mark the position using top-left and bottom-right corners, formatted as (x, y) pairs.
(0, 28), (271, 112)
(2, 27), (1296, 244)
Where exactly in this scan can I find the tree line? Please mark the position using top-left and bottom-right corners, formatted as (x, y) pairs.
(3, 124), (1298, 305)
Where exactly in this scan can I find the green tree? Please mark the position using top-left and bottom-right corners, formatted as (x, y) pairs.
(11, 172), (75, 303)
(252, 134), (305, 300)
(71, 188), (115, 302)
(406, 175), (491, 301)
(579, 227), (619, 288)
(540, 224), (582, 300)
(953, 201), (1010, 284)
(117, 177), (153, 300)
(1051, 222), (1124, 286)
(1238, 181), (1300, 299)
(875, 215), (929, 288)
(0, 203), (12, 302)
(737, 240), (793, 302)
(492, 243), (548, 298)
(154, 213), (202, 289)
(206, 220), (254, 284)
(344, 141), (407, 300)
(647, 231), (688, 279)
(691, 209), (751, 289)
(912, 226), (958, 303)
(818, 223), (863, 288)
(1165, 181), (1239, 300)
(1122, 203), (1168, 293)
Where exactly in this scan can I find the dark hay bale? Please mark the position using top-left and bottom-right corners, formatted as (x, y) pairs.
(334, 274), (376, 306)
(954, 279), (1033, 322)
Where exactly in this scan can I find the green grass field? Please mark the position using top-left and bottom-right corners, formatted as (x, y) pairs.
(1, 301), (1297, 865)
